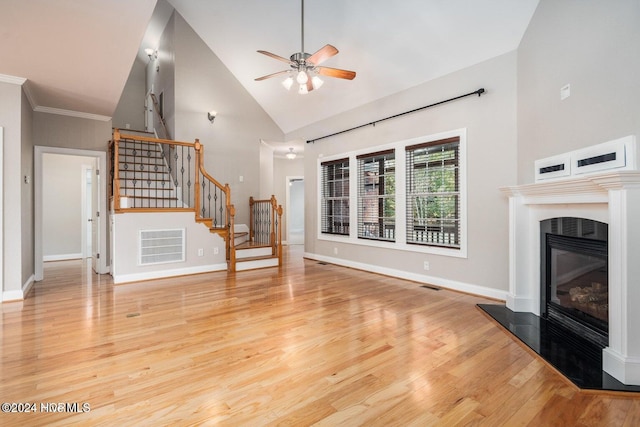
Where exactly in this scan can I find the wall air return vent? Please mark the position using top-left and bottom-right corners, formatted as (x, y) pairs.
(139, 229), (185, 265)
(534, 135), (636, 182)
(572, 136), (631, 175)
(535, 154), (571, 181)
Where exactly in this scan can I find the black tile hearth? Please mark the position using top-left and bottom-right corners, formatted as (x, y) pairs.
(478, 304), (640, 393)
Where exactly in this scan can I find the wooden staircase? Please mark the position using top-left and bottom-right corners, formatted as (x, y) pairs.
(234, 239), (280, 271)
(111, 129), (283, 273)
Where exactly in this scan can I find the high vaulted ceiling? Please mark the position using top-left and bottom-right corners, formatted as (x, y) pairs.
(1, 0), (539, 133)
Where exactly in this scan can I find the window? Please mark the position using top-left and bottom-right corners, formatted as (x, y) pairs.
(320, 158), (350, 235)
(317, 129), (466, 258)
(406, 137), (460, 248)
(357, 150), (395, 241)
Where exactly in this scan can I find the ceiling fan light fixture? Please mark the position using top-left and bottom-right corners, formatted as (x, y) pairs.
(282, 76), (294, 90)
(298, 84), (308, 95)
(311, 75), (324, 90)
(286, 148), (297, 159)
(296, 70), (308, 84)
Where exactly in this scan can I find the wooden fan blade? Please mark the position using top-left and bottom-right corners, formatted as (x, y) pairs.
(255, 70), (290, 81)
(257, 50), (294, 65)
(307, 44), (339, 66)
(306, 78), (314, 92)
(316, 66), (356, 80)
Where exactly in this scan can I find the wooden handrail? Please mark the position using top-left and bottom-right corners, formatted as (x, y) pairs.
(149, 92), (171, 140)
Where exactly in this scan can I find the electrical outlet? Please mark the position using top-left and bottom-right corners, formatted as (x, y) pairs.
(423, 261), (430, 271)
(198, 248), (204, 256)
(334, 247), (338, 255)
(214, 247), (219, 255)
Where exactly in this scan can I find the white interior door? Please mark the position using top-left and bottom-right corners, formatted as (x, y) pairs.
(91, 161), (100, 273)
(287, 177), (305, 245)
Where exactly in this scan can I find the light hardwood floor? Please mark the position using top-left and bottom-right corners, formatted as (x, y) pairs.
(1, 246), (639, 426)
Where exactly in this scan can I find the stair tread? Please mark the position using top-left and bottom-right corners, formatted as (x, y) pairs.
(236, 254), (278, 262)
(120, 195), (179, 200)
(235, 241), (270, 250)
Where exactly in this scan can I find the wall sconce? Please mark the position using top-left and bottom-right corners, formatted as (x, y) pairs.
(286, 147), (297, 159)
(207, 111), (217, 123)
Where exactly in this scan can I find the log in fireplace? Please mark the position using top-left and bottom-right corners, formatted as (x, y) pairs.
(540, 217), (608, 349)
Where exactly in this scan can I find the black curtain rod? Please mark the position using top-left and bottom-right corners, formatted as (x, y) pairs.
(306, 87), (485, 144)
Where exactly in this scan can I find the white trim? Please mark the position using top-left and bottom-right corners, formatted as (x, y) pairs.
(317, 128), (468, 259)
(603, 348), (640, 386)
(2, 290), (24, 302)
(22, 81), (38, 110)
(113, 263), (227, 285)
(0, 73), (27, 85)
(34, 106), (111, 122)
(35, 146), (109, 280)
(44, 253), (83, 262)
(304, 251), (507, 301)
(2, 274), (35, 302)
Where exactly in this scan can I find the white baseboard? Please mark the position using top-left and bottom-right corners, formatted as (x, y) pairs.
(44, 253), (83, 262)
(113, 263), (228, 285)
(2, 274), (35, 302)
(303, 252), (508, 301)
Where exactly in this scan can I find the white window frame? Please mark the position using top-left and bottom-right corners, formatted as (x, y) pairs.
(317, 128), (467, 258)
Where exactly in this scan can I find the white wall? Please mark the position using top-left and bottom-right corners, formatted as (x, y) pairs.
(42, 154), (95, 260)
(517, 0), (640, 184)
(288, 52), (518, 298)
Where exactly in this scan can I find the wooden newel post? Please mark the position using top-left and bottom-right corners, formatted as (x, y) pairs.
(228, 204), (236, 272)
(270, 195), (277, 255)
(249, 196), (255, 241)
(194, 139), (202, 219)
(277, 205), (283, 266)
(113, 129), (121, 211)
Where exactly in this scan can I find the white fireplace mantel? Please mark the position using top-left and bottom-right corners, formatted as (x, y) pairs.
(501, 171), (640, 386)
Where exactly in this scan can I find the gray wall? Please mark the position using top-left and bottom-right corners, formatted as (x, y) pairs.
(517, 0), (640, 184)
(152, 12), (176, 139)
(113, 59), (146, 131)
(289, 51), (518, 296)
(169, 12), (284, 225)
(33, 112), (112, 151)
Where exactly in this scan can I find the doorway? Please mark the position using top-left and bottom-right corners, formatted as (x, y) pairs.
(35, 146), (108, 280)
(286, 176), (304, 245)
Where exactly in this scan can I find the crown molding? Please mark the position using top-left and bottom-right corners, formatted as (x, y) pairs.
(0, 73), (27, 85)
(33, 106), (111, 122)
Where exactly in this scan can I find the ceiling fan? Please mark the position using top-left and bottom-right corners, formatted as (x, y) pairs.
(254, 0), (356, 94)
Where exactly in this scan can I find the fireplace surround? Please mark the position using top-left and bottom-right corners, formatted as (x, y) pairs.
(501, 170), (640, 386)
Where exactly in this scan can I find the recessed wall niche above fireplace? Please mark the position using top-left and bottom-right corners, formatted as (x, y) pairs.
(540, 217), (608, 349)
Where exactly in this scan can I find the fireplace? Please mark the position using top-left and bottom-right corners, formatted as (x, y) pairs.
(500, 169), (640, 386)
(541, 218), (608, 349)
